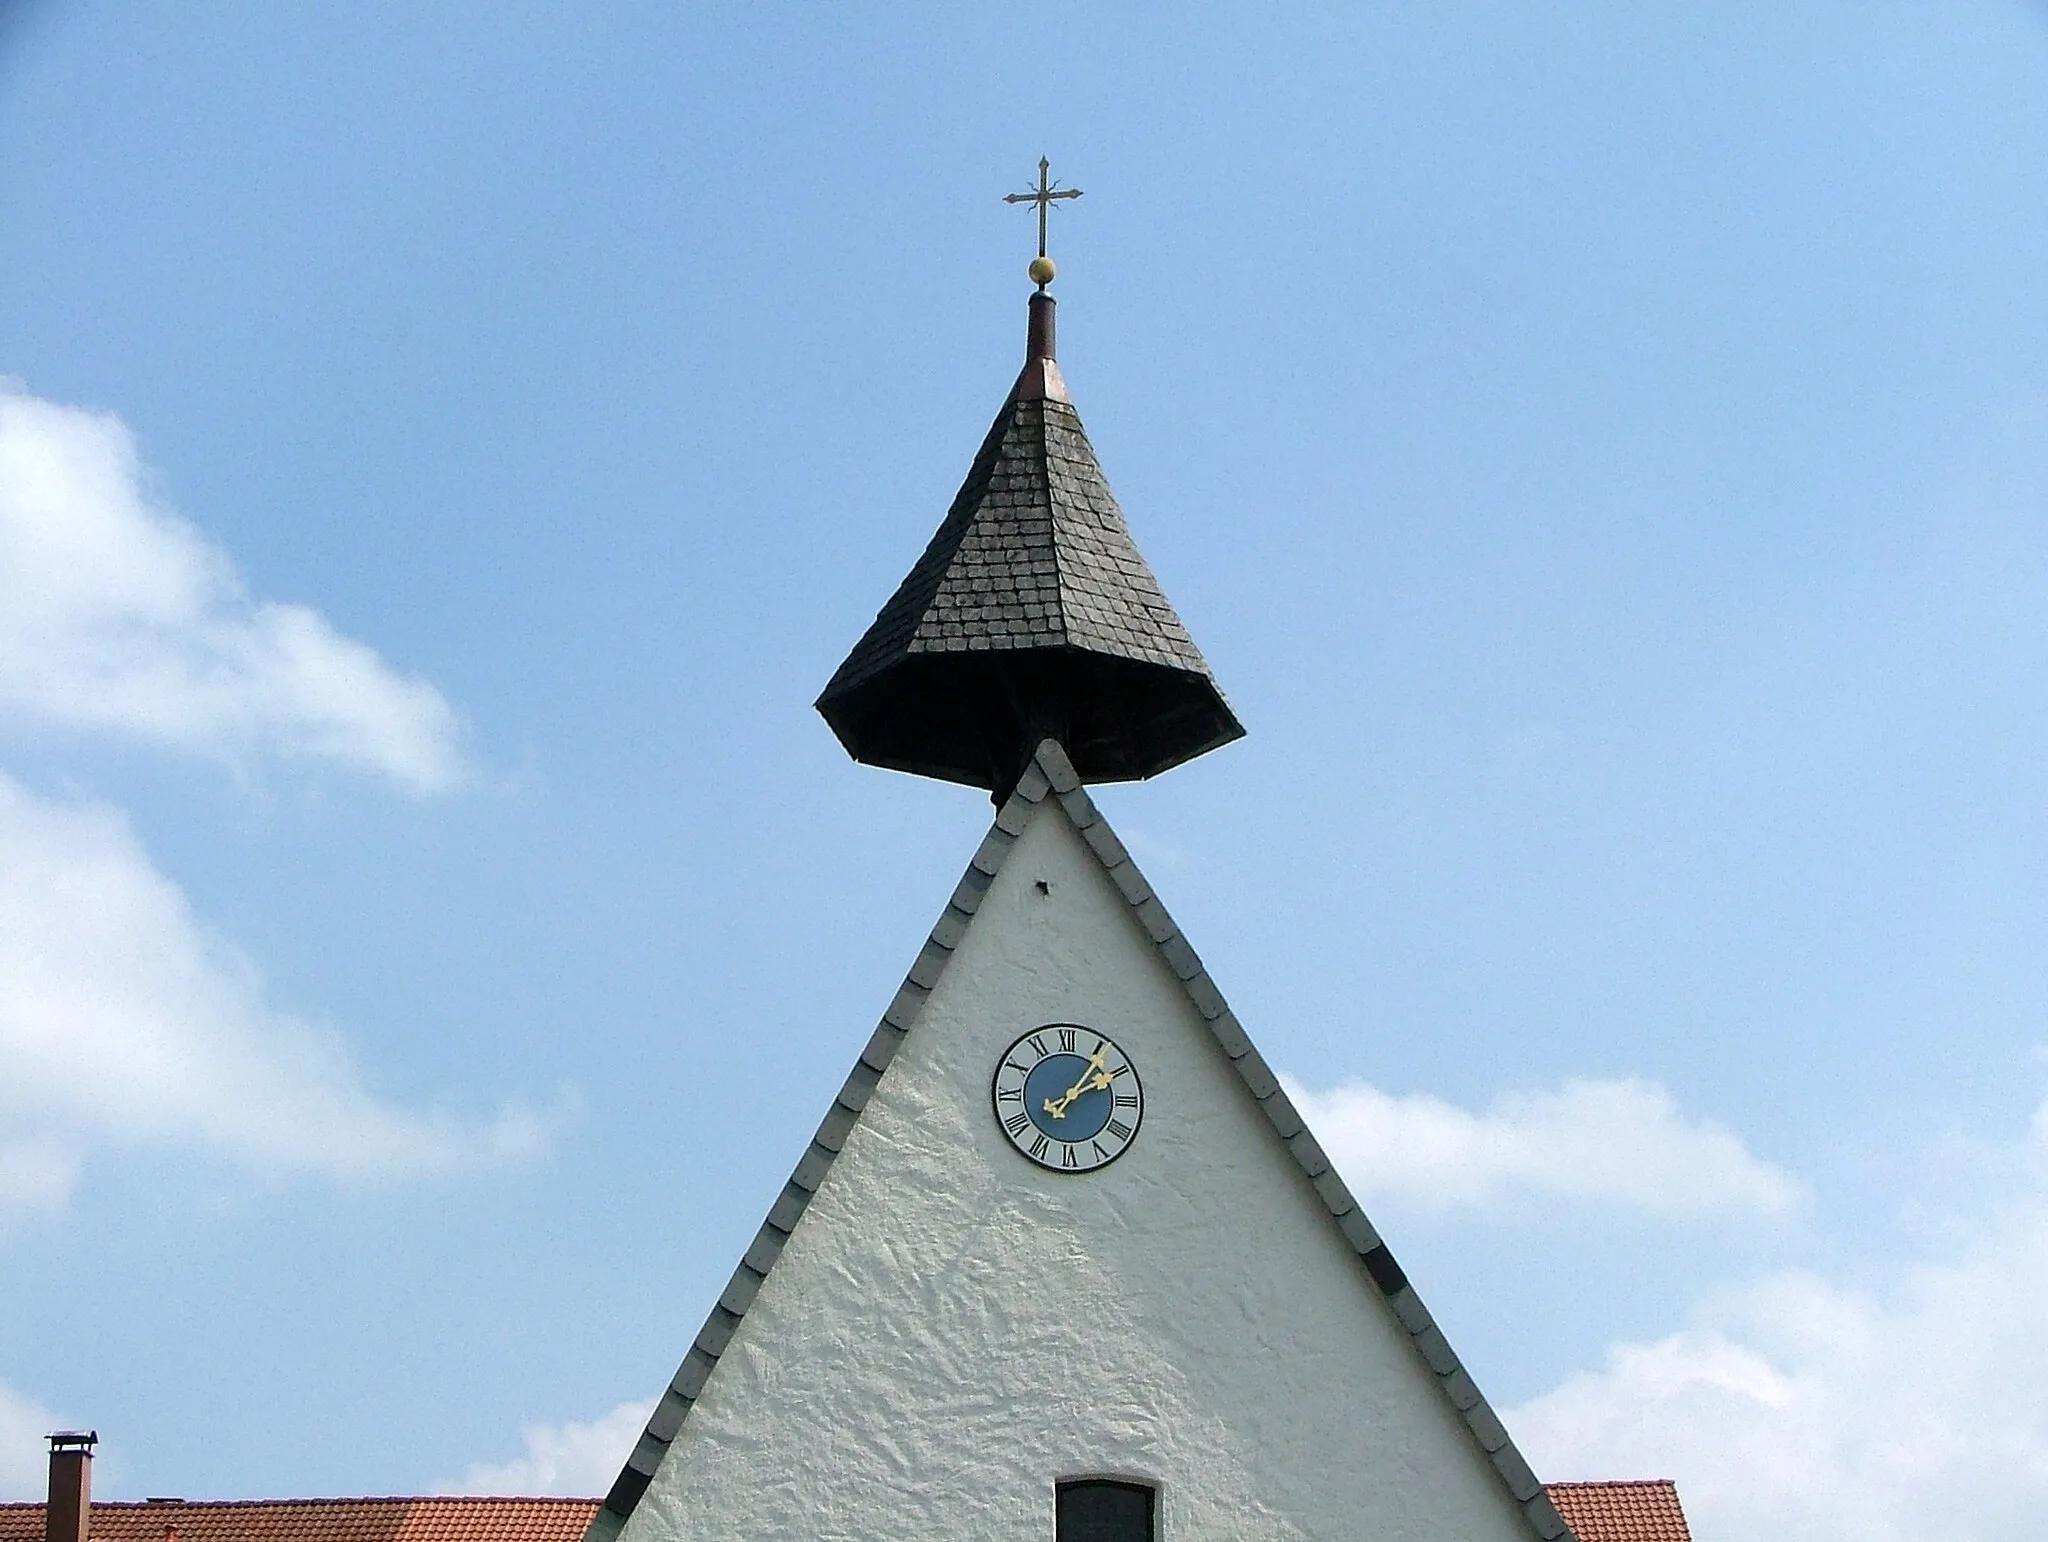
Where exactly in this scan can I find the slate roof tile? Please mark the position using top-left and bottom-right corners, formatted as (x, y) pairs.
(816, 296), (1241, 790)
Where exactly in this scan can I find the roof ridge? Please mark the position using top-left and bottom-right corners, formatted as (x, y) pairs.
(586, 740), (1571, 1542)
(1037, 400), (1207, 673)
(817, 395), (1024, 703)
(1029, 396), (1071, 649)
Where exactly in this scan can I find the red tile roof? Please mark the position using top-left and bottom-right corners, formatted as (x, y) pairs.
(1, 1481), (1691, 1542)
(0, 1499), (600, 1542)
(1546, 1479), (1693, 1542)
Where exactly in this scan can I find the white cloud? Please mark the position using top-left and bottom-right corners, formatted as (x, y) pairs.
(0, 771), (547, 1209)
(1507, 1097), (2048, 1539)
(451, 1400), (655, 1497)
(1508, 1098), (2048, 1542)
(0, 1382), (64, 1500)
(1289, 1074), (1803, 1218)
(0, 383), (463, 791)
(1298, 1071), (2048, 1536)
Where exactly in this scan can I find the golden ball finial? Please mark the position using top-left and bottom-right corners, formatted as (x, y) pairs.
(1028, 254), (1057, 287)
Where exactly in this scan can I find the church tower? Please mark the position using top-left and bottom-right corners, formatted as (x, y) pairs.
(589, 168), (1573, 1542)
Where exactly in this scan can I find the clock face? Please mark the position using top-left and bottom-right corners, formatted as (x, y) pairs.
(991, 1024), (1143, 1173)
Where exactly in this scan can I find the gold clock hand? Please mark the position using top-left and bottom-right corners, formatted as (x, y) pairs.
(1042, 1046), (1112, 1119)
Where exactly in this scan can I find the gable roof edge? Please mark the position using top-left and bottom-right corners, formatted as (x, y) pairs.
(582, 769), (1039, 1542)
(586, 740), (1572, 1542)
(1017, 740), (1574, 1542)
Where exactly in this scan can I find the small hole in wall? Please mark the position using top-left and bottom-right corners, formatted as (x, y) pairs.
(1035, 879), (1052, 895)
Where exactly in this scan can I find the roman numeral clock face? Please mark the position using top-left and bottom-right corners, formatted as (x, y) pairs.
(991, 1025), (1143, 1172)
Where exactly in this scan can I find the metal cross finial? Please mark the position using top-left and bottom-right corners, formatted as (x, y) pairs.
(1004, 157), (1082, 284)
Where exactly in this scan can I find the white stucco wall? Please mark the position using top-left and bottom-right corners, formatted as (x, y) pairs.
(620, 798), (1532, 1541)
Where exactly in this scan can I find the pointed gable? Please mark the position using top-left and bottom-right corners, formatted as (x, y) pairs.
(591, 742), (1571, 1542)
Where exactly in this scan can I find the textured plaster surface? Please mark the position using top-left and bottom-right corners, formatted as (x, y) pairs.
(618, 802), (1534, 1541)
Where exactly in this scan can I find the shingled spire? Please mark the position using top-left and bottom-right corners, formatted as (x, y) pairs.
(816, 284), (1244, 798)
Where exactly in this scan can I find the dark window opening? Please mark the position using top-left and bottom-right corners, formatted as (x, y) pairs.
(1056, 1479), (1155, 1542)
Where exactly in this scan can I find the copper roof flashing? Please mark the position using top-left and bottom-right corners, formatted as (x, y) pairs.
(1012, 292), (1069, 404)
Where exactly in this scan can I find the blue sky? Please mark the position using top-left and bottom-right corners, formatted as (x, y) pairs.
(2, 5), (2045, 1538)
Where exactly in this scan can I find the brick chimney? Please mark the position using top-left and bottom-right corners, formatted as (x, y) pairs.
(45, 1432), (96, 1542)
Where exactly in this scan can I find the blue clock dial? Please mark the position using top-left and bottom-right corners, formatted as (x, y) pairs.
(991, 1024), (1142, 1172)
